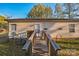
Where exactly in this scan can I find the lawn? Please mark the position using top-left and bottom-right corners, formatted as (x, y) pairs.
(0, 29), (29, 56)
(0, 42), (10, 56)
(0, 41), (27, 56)
(56, 39), (79, 56)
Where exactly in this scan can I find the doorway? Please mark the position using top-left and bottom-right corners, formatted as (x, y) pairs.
(35, 24), (40, 33)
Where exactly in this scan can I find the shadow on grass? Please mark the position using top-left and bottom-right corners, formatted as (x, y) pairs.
(56, 41), (79, 44)
(60, 46), (79, 50)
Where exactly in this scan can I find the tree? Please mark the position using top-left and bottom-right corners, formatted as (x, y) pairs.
(0, 15), (6, 22)
(27, 4), (53, 18)
(0, 15), (7, 29)
(72, 3), (79, 18)
(62, 3), (79, 19)
(54, 3), (63, 18)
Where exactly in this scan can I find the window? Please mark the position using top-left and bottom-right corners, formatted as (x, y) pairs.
(35, 24), (40, 33)
(69, 24), (75, 33)
(11, 24), (16, 32)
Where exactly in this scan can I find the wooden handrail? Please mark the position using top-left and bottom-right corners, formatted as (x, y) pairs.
(22, 31), (36, 55)
(22, 40), (31, 50)
(43, 31), (61, 56)
(28, 31), (36, 41)
(45, 32), (60, 51)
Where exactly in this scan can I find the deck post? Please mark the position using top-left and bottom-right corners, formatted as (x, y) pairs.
(48, 40), (50, 56)
(49, 42), (58, 56)
(42, 31), (44, 39)
(32, 35), (34, 46)
(29, 42), (32, 55)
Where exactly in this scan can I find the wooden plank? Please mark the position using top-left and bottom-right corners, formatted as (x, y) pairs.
(22, 40), (31, 51)
(44, 32), (60, 51)
(43, 31), (61, 56)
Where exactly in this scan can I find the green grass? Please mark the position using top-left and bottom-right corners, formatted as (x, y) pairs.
(0, 42), (10, 56)
(56, 39), (79, 56)
(0, 41), (27, 56)
(0, 31), (29, 56)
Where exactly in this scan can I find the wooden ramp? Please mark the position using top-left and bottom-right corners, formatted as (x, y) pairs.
(22, 31), (61, 56)
(32, 36), (48, 56)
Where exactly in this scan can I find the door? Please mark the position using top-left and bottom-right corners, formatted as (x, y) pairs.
(11, 24), (16, 32)
(34, 24), (42, 37)
(11, 24), (16, 37)
(35, 24), (40, 33)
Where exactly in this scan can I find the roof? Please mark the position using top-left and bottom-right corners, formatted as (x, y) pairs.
(5, 18), (79, 22)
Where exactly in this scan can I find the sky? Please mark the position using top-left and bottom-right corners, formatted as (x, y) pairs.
(0, 3), (56, 19)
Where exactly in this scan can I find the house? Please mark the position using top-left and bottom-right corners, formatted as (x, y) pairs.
(6, 18), (79, 39)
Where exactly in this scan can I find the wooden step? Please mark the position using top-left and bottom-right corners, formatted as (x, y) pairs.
(32, 48), (48, 56)
(32, 35), (48, 56)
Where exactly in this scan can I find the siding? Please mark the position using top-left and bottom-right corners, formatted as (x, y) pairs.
(9, 21), (79, 38)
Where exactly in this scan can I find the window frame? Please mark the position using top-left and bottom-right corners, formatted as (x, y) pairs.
(69, 24), (75, 33)
(11, 24), (17, 32)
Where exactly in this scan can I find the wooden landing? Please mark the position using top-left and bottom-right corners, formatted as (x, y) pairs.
(32, 37), (48, 56)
